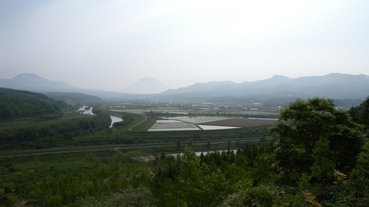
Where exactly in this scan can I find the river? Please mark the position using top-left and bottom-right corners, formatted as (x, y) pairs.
(110, 115), (123, 128)
(77, 105), (95, 115)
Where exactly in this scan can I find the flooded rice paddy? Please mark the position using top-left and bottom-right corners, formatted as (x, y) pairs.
(147, 116), (275, 132)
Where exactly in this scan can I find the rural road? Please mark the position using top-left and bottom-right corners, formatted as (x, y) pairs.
(128, 114), (148, 131)
(0, 136), (273, 158)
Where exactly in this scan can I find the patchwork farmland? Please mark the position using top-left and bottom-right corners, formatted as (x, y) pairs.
(148, 116), (277, 132)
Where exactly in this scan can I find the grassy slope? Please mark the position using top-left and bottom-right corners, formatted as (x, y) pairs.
(130, 116), (156, 132)
(44, 92), (103, 106)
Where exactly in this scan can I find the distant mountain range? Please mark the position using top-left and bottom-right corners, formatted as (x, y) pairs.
(0, 73), (75, 92)
(161, 73), (369, 101)
(0, 73), (132, 99)
(0, 74), (167, 97)
(123, 78), (169, 94)
(1, 73), (369, 106)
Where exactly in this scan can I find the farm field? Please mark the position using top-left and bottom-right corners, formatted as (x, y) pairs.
(110, 103), (281, 118)
(201, 117), (277, 127)
(166, 116), (234, 124)
(197, 125), (239, 130)
(148, 115), (277, 132)
(148, 120), (200, 131)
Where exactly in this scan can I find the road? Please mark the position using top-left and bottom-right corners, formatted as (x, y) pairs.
(0, 136), (273, 158)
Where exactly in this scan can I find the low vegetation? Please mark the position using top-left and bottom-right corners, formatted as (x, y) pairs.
(1, 93), (369, 206)
(0, 151), (154, 206)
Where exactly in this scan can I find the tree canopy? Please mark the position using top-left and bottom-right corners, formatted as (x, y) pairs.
(271, 98), (363, 183)
(0, 88), (65, 121)
(350, 96), (369, 129)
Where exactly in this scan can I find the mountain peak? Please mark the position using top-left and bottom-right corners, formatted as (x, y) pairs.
(123, 77), (169, 94)
(13, 73), (46, 80)
(138, 77), (160, 82)
(0, 73), (75, 92)
(270, 75), (290, 79)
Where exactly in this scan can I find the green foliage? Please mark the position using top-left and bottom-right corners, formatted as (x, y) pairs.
(130, 115), (156, 132)
(340, 141), (369, 206)
(271, 98), (363, 183)
(0, 152), (154, 206)
(3, 96), (369, 206)
(221, 186), (275, 207)
(0, 109), (111, 149)
(0, 88), (65, 121)
(350, 96), (369, 129)
(251, 153), (273, 184)
(44, 92), (103, 106)
(311, 137), (335, 183)
(0, 187), (16, 207)
(152, 147), (279, 207)
(153, 149), (227, 207)
(297, 174), (311, 192)
(0, 89), (113, 149)
(78, 186), (156, 207)
(177, 149), (228, 207)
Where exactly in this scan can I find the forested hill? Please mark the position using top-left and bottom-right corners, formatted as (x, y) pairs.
(350, 97), (369, 128)
(0, 88), (65, 121)
(44, 92), (103, 106)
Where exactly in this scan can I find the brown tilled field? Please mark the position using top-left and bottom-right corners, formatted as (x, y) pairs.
(200, 118), (276, 127)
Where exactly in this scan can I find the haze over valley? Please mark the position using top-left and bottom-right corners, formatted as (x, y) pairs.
(0, 72), (367, 107)
(1, 1), (369, 206)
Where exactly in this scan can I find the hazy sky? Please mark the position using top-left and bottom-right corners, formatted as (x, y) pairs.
(1, 0), (369, 91)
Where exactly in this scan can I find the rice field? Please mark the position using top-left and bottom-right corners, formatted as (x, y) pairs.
(200, 117), (277, 127)
(148, 120), (200, 132)
(197, 125), (239, 130)
(148, 116), (277, 132)
(166, 116), (234, 124)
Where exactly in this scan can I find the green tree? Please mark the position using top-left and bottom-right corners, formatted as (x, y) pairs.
(350, 97), (369, 127)
(310, 137), (335, 183)
(271, 98), (363, 183)
(343, 141), (369, 206)
(220, 186), (275, 207)
(177, 149), (227, 207)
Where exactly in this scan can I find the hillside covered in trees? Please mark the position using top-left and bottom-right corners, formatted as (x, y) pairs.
(0, 88), (65, 121)
(44, 92), (103, 106)
(0, 88), (111, 149)
(350, 97), (369, 129)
